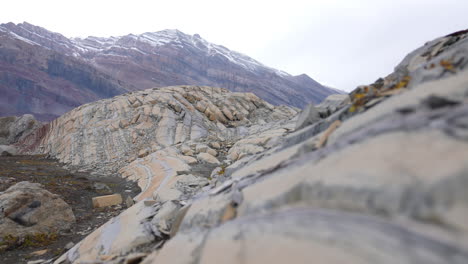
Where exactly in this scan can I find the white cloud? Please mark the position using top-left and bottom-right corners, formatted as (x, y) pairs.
(1, 0), (467, 91)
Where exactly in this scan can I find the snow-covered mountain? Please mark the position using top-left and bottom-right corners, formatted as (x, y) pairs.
(0, 22), (340, 120)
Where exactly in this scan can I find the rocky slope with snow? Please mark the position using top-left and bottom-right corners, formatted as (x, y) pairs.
(2, 30), (466, 264)
(0, 22), (338, 121)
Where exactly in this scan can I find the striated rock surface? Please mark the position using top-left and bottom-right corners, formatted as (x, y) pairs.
(0, 181), (75, 238)
(12, 30), (468, 264)
(19, 85), (297, 174)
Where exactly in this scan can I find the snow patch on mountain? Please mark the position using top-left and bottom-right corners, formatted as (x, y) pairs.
(69, 29), (290, 76)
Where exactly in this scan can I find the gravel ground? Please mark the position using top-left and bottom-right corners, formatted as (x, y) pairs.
(0, 155), (141, 264)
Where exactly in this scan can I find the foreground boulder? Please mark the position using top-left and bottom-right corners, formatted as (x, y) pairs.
(0, 145), (17, 156)
(53, 30), (468, 264)
(0, 115), (41, 145)
(0, 181), (75, 238)
(294, 103), (321, 130)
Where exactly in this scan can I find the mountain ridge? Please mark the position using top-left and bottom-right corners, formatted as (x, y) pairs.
(0, 22), (340, 121)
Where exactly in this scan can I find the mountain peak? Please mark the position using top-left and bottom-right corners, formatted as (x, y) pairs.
(0, 21), (339, 121)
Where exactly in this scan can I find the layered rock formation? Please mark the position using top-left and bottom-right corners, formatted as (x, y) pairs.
(0, 22), (339, 121)
(19, 85), (297, 174)
(9, 31), (468, 264)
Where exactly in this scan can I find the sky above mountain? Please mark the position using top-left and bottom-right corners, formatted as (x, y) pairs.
(1, 0), (467, 92)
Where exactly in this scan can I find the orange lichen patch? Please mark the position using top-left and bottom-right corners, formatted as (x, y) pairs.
(349, 91), (368, 112)
(440, 59), (455, 72)
(394, 76), (411, 89)
(377, 88), (407, 97)
(349, 75), (411, 113)
(353, 93), (366, 100)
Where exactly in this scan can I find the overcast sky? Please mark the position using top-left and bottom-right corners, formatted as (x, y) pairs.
(1, 0), (467, 91)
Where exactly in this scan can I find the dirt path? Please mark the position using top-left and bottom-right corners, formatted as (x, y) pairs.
(0, 155), (141, 264)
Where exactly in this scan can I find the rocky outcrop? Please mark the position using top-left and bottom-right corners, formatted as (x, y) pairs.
(0, 145), (17, 156)
(0, 114), (41, 145)
(0, 29), (461, 264)
(0, 181), (75, 238)
(0, 22), (340, 121)
(19, 85), (297, 174)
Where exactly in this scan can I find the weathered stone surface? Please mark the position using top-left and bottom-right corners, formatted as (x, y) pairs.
(316, 94), (350, 117)
(19, 86), (296, 174)
(140, 230), (209, 264)
(195, 143), (217, 156)
(227, 126), (292, 162)
(54, 200), (158, 264)
(295, 103), (321, 130)
(0, 115), (41, 145)
(119, 148), (191, 202)
(0, 181), (75, 238)
(209, 142), (221, 149)
(150, 201), (181, 236)
(239, 130), (468, 229)
(197, 208), (468, 264)
(55, 31), (468, 264)
(0, 145), (17, 156)
(180, 144), (193, 156)
(197, 153), (220, 165)
(92, 194), (123, 208)
(155, 174), (209, 203)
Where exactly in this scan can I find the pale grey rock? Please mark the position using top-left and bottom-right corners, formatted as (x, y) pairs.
(64, 242), (75, 250)
(206, 148), (218, 157)
(178, 193), (232, 233)
(19, 86), (296, 174)
(210, 142), (221, 149)
(27, 260), (47, 264)
(141, 230), (209, 264)
(55, 200), (158, 264)
(180, 144), (193, 156)
(153, 174), (209, 204)
(0, 145), (18, 156)
(329, 68), (468, 145)
(150, 201), (181, 236)
(0, 181), (75, 238)
(155, 188), (183, 203)
(239, 129), (468, 232)
(295, 103), (321, 130)
(0, 114), (41, 145)
(55, 32), (468, 264)
(198, 208), (468, 264)
(197, 153), (220, 165)
(195, 143), (218, 156)
(316, 94), (350, 117)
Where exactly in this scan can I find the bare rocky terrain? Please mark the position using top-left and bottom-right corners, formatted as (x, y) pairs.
(1, 29), (468, 264)
(0, 155), (140, 264)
